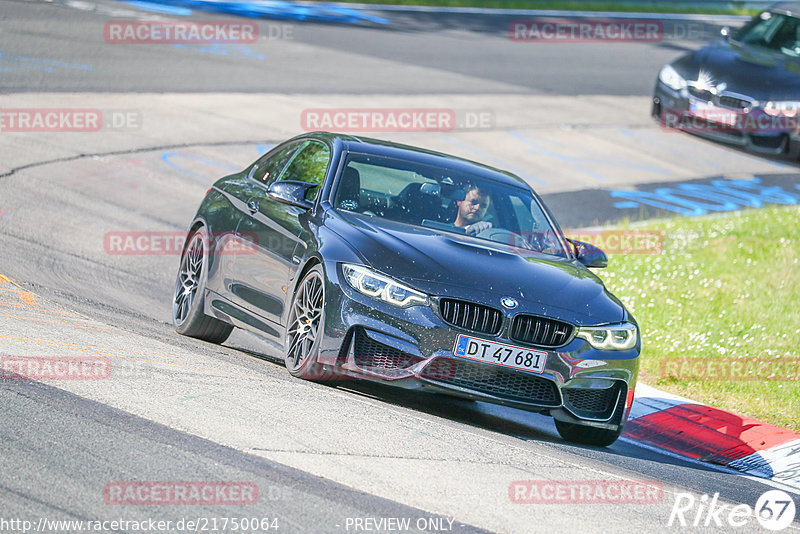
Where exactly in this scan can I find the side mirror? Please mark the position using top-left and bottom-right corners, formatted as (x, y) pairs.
(720, 26), (730, 41)
(267, 180), (315, 210)
(567, 239), (608, 269)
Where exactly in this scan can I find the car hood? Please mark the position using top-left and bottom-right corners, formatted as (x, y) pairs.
(327, 212), (625, 325)
(672, 40), (800, 100)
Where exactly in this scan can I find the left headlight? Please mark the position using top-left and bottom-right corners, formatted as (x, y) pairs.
(576, 323), (638, 351)
(341, 264), (428, 307)
(658, 64), (687, 91)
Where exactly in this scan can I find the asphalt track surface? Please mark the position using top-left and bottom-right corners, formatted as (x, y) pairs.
(1, 1), (800, 533)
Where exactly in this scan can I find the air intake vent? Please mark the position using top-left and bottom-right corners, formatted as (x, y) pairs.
(510, 315), (573, 348)
(562, 384), (622, 420)
(439, 299), (502, 335)
(420, 358), (560, 405)
(352, 329), (423, 375)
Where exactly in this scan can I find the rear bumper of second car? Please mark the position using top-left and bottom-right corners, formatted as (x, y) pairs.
(316, 263), (639, 431)
(652, 80), (800, 158)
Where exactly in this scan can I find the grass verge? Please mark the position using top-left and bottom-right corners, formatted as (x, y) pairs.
(321, 1), (757, 16)
(597, 204), (800, 432)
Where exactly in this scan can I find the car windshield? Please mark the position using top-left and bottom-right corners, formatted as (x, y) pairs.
(332, 152), (569, 259)
(733, 11), (800, 57)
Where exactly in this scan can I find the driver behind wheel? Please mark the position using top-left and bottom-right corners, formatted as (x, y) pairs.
(454, 184), (492, 236)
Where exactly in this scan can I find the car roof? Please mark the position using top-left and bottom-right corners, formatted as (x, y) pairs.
(297, 131), (532, 190)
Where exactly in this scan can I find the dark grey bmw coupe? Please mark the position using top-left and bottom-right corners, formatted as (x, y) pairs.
(653, 2), (800, 158)
(172, 132), (640, 446)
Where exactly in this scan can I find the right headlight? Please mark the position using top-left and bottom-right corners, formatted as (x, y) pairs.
(763, 101), (800, 117)
(341, 264), (428, 308)
(658, 64), (687, 91)
(576, 323), (638, 351)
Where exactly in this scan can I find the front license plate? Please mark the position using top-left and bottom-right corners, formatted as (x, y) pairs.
(689, 100), (738, 126)
(453, 334), (547, 373)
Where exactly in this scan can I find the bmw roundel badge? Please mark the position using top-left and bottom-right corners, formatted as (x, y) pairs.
(501, 297), (518, 309)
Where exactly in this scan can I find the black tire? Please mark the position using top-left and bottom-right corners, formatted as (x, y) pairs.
(284, 265), (337, 382)
(172, 228), (233, 344)
(554, 419), (623, 447)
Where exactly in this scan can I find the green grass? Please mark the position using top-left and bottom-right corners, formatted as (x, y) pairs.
(598, 205), (800, 432)
(320, 0), (758, 16)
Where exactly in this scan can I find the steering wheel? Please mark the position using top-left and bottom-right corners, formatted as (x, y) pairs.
(474, 227), (535, 251)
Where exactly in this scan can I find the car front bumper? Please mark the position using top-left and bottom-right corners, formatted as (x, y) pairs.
(652, 79), (800, 158)
(316, 263), (640, 431)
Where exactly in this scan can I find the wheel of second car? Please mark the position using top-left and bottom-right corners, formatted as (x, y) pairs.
(172, 227), (233, 344)
(554, 419), (623, 447)
(284, 264), (335, 382)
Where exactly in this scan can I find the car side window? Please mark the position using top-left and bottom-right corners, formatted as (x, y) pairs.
(278, 141), (331, 201)
(510, 196), (534, 231)
(251, 142), (302, 186)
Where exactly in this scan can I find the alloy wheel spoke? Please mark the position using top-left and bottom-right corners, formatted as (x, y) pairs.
(285, 272), (324, 374)
(173, 233), (204, 324)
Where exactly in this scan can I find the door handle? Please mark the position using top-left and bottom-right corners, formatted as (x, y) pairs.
(247, 200), (259, 214)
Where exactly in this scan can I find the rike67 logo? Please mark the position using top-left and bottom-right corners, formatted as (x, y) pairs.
(669, 490), (797, 531)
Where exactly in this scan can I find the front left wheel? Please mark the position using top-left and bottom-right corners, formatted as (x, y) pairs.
(172, 228), (233, 344)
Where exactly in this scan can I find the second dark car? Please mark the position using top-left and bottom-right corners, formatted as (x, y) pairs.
(654, 2), (800, 158)
(173, 132), (640, 446)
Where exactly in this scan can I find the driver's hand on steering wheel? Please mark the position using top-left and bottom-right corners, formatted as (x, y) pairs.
(464, 221), (492, 236)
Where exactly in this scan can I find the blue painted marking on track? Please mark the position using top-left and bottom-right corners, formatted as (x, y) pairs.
(619, 128), (723, 170)
(161, 152), (239, 182)
(510, 130), (672, 184)
(441, 135), (545, 186)
(124, 0), (192, 14)
(172, 43), (264, 60)
(508, 130), (606, 183)
(111, 0), (388, 24)
(0, 52), (92, 73)
(610, 176), (800, 216)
